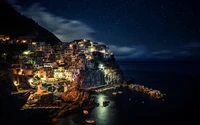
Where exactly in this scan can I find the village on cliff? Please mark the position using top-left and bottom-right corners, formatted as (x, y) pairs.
(0, 35), (165, 117)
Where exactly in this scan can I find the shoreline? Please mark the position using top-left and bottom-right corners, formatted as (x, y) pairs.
(17, 82), (166, 120)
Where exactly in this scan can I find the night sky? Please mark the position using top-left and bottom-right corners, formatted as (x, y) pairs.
(7, 0), (200, 61)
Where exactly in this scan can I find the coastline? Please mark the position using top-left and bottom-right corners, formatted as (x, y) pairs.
(18, 81), (166, 120)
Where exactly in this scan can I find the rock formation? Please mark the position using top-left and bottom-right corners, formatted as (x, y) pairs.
(82, 69), (104, 88)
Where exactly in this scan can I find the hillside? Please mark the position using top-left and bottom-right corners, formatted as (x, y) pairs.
(0, 0), (61, 45)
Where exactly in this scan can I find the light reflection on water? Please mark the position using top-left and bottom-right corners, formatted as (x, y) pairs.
(54, 92), (119, 125)
(96, 94), (108, 120)
(52, 89), (165, 125)
(90, 93), (117, 125)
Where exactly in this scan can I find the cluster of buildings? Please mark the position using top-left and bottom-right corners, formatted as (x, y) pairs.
(0, 35), (10, 41)
(0, 35), (34, 44)
(1, 34), (123, 107)
(1, 35), (115, 90)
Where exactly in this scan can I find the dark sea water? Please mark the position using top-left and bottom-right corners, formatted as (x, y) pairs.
(48, 61), (200, 125)
(7, 61), (200, 125)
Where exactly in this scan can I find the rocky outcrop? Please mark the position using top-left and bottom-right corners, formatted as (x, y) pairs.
(104, 69), (124, 85)
(81, 69), (104, 88)
(123, 77), (135, 85)
(79, 61), (124, 88)
(61, 88), (89, 103)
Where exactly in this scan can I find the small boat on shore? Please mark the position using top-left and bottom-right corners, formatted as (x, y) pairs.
(86, 119), (95, 124)
(118, 91), (122, 94)
(83, 110), (89, 114)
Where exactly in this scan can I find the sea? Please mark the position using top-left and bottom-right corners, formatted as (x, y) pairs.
(6, 61), (200, 125)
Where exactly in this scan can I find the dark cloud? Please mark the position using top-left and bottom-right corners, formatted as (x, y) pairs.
(7, 0), (147, 60)
(13, 2), (95, 42)
(177, 41), (200, 59)
(109, 45), (147, 59)
(150, 50), (174, 59)
(184, 41), (200, 49)
(150, 41), (200, 60)
(6, 0), (200, 61)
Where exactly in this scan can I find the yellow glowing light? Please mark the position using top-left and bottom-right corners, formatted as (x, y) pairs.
(29, 80), (36, 87)
(6, 37), (10, 40)
(23, 50), (33, 55)
(2, 53), (7, 56)
(23, 50), (31, 55)
(79, 44), (84, 47)
(22, 40), (27, 43)
(18, 69), (23, 75)
(90, 48), (95, 52)
(23, 51), (28, 55)
(99, 64), (104, 69)
(28, 78), (33, 83)
(32, 42), (36, 45)
(13, 80), (19, 87)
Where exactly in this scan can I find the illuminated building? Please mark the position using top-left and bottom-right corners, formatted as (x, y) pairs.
(0, 35), (10, 41)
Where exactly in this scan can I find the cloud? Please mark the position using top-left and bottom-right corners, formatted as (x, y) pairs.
(150, 41), (200, 60)
(24, 3), (95, 42)
(177, 41), (200, 58)
(109, 45), (147, 59)
(3, 1), (170, 60)
(7, 1), (95, 42)
(7, 0), (147, 60)
(6, 0), (22, 10)
(184, 41), (200, 49)
(96, 41), (147, 59)
(150, 50), (174, 59)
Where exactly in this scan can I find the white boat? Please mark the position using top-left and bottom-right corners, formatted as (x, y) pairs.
(83, 110), (89, 114)
(118, 91), (122, 94)
(86, 119), (95, 124)
(112, 92), (117, 95)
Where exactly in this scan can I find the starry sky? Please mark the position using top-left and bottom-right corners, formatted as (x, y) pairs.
(7, 0), (200, 61)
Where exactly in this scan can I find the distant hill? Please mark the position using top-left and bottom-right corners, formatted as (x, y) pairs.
(0, 0), (61, 45)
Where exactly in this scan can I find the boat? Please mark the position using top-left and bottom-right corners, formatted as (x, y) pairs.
(112, 92), (117, 95)
(118, 91), (122, 94)
(83, 109), (89, 114)
(86, 119), (95, 124)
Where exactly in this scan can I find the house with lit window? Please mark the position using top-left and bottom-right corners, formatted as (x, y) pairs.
(65, 70), (73, 82)
(54, 68), (65, 79)
(44, 67), (54, 78)
(28, 42), (38, 51)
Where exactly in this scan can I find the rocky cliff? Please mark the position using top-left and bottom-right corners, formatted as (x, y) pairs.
(81, 69), (105, 88)
(79, 60), (124, 88)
